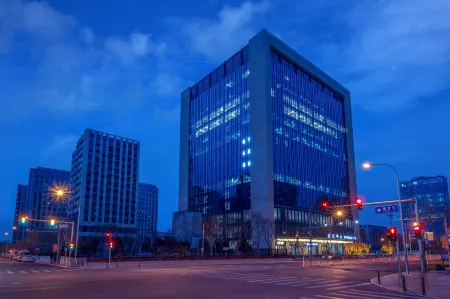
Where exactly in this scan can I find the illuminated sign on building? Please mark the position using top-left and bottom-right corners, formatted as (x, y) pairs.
(328, 233), (356, 241)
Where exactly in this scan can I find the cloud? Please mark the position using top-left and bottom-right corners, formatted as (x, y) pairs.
(105, 32), (167, 65)
(153, 105), (180, 124)
(322, 0), (450, 112)
(41, 134), (79, 158)
(0, 0), (178, 119)
(184, 1), (270, 61)
(0, 0), (76, 51)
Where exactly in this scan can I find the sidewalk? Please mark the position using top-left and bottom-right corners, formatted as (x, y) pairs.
(86, 257), (294, 269)
(375, 270), (450, 299)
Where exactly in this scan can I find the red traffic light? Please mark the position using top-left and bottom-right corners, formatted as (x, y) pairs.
(387, 227), (398, 241)
(106, 233), (110, 237)
(356, 198), (363, 210)
(321, 201), (329, 211)
(413, 223), (422, 239)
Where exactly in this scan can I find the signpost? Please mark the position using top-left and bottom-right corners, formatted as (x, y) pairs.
(375, 205), (398, 213)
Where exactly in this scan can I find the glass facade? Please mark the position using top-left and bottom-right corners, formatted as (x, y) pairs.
(270, 50), (351, 233)
(181, 30), (357, 247)
(400, 176), (449, 236)
(188, 47), (251, 220)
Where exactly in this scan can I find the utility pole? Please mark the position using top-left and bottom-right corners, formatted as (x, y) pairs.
(309, 205), (312, 259)
(201, 223), (205, 257)
(414, 198), (426, 273)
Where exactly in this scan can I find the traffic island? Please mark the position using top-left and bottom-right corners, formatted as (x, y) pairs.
(372, 271), (450, 299)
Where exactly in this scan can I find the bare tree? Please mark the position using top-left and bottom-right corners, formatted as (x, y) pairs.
(263, 219), (275, 255)
(203, 218), (222, 256)
(251, 212), (266, 257)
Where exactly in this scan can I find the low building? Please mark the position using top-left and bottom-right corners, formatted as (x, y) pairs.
(360, 224), (388, 250)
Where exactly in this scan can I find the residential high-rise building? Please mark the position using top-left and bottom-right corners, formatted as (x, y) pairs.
(25, 167), (71, 230)
(137, 183), (158, 240)
(13, 184), (28, 243)
(70, 129), (140, 239)
(178, 29), (358, 253)
(400, 176), (449, 237)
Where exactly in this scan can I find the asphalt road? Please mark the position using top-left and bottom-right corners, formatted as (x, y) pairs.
(0, 258), (428, 299)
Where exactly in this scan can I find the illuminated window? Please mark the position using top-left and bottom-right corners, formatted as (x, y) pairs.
(242, 151), (246, 156)
(242, 139), (246, 145)
(242, 163), (246, 168)
(247, 161), (251, 166)
(247, 149), (251, 154)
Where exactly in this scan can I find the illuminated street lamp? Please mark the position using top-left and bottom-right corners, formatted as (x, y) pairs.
(362, 160), (409, 277)
(4, 232), (8, 236)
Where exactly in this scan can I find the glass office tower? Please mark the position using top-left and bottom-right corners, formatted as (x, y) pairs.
(400, 176), (449, 236)
(179, 30), (358, 250)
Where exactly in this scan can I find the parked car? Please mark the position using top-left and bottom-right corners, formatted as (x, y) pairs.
(21, 256), (35, 263)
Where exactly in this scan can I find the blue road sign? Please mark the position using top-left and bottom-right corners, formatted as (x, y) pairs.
(375, 205), (398, 213)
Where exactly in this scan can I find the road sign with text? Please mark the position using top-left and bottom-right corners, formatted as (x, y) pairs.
(375, 205), (398, 213)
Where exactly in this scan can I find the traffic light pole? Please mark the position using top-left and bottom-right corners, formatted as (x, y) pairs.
(414, 198), (427, 274)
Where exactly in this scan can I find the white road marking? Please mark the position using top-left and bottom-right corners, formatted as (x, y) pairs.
(31, 270), (39, 273)
(314, 295), (346, 299)
(42, 270), (51, 273)
(325, 282), (372, 291)
(6, 271), (13, 274)
(19, 271), (27, 273)
(340, 289), (421, 299)
(306, 281), (357, 288)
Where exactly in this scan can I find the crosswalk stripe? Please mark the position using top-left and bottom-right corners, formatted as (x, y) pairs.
(31, 270), (39, 273)
(339, 290), (420, 299)
(42, 270), (51, 273)
(314, 295), (346, 299)
(306, 281), (357, 289)
(325, 282), (372, 291)
(7, 271), (13, 274)
(20, 271), (27, 273)
(335, 292), (381, 299)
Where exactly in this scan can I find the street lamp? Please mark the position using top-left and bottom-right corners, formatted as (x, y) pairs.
(361, 161), (409, 276)
(50, 184), (80, 264)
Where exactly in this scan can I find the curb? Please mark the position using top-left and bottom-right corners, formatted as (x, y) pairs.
(370, 275), (436, 299)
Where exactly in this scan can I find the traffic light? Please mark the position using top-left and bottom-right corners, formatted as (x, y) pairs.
(321, 200), (329, 211)
(106, 233), (111, 237)
(50, 219), (55, 226)
(413, 222), (422, 239)
(387, 227), (398, 241)
(109, 242), (113, 248)
(21, 217), (26, 224)
(69, 243), (74, 250)
(356, 198), (363, 210)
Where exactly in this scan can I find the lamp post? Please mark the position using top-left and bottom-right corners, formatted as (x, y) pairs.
(362, 162), (409, 277)
(51, 185), (80, 265)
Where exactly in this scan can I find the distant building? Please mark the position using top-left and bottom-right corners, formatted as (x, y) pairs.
(25, 167), (71, 229)
(400, 176), (449, 237)
(70, 129), (140, 239)
(12, 184), (28, 243)
(137, 183), (158, 240)
(360, 224), (388, 250)
(178, 29), (358, 254)
(172, 211), (202, 242)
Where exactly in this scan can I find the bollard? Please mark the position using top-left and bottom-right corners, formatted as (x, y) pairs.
(402, 275), (406, 292)
(377, 271), (381, 285)
(422, 277), (426, 295)
(116, 261), (118, 268)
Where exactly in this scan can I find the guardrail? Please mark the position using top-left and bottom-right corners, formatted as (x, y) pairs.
(35, 256), (51, 264)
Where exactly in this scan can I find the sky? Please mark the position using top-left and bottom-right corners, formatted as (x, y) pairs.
(1, 0), (450, 241)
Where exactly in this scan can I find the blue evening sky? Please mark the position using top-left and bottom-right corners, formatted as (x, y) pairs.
(1, 0), (450, 240)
